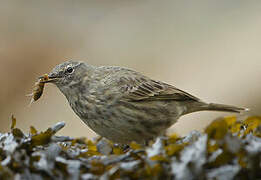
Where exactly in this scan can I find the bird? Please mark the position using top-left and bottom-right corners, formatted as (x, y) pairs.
(41, 60), (248, 144)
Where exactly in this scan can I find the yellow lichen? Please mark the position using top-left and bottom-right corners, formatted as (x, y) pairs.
(130, 141), (142, 150)
(165, 144), (185, 156)
(205, 118), (228, 140)
(11, 115), (16, 129)
(30, 126), (38, 135)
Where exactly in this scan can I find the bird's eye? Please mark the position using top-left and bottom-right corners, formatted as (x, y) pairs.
(66, 66), (74, 74)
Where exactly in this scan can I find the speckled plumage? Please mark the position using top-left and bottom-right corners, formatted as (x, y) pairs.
(45, 60), (246, 144)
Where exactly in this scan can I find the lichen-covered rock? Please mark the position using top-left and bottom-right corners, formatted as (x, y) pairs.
(1, 116), (261, 179)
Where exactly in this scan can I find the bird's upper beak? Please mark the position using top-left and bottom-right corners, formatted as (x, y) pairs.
(39, 73), (60, 83)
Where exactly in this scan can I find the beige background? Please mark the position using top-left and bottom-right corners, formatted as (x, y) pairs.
(1, 0), (260, 138)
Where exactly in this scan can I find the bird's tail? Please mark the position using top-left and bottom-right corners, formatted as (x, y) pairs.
(183, 102), (249, 115)
(202, 103), (249, 113)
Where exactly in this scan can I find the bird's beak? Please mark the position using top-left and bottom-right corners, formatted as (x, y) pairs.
(39, 73), (60, 83)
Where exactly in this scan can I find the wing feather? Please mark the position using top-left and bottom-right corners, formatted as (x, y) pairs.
(118, 75), (201, 102)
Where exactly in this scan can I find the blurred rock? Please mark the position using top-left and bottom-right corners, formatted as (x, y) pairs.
(0, 116), (261, 179)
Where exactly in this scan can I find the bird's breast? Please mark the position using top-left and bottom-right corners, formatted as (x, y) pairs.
(66, 88), (118, 121)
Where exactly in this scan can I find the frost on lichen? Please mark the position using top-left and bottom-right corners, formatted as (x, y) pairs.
(0, 116), (261, 179)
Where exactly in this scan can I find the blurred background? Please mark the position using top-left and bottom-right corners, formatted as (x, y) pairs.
(1, 0), (260, 138)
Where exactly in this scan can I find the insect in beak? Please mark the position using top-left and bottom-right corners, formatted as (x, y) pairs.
(39, 74), (59, 83)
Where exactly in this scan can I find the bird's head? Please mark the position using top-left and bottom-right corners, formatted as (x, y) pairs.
(41, 60), (92, 91)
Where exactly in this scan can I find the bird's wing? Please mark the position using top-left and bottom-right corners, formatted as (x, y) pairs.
(118, 75), (201, 102)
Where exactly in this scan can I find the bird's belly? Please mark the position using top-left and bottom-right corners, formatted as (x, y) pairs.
(70, 99), (183, 144)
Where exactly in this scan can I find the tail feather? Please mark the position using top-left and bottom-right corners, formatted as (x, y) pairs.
(183, 102), (249, 115)
(205, 103), (249, 113)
